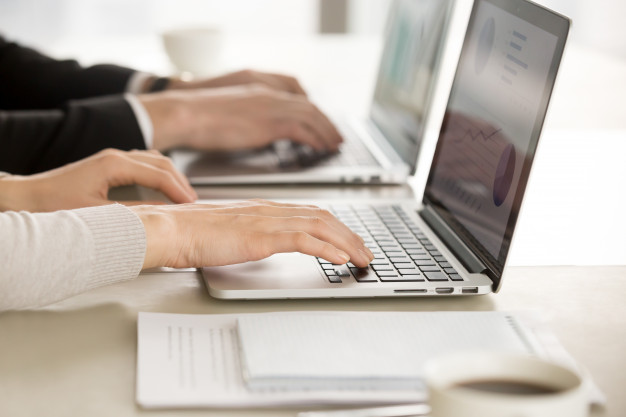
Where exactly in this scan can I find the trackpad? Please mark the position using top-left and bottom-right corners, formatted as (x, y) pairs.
(202, 253), (326, 291)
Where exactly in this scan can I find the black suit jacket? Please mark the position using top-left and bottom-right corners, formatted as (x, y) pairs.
(0, 36), (146, 174)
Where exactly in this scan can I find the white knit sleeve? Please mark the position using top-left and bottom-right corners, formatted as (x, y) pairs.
(0, 203), (146, 311)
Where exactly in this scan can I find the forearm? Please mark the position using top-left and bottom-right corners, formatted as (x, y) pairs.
(0, 37), (135, 110)
(0, 204), (145, 311)
(0, 97), (146, 174)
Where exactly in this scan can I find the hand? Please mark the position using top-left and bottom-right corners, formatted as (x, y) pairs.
(131, 200), (374, 269)
(0, 149), (197, 212)
(167, 69), (308, 96)
(140, 84), (343, 152)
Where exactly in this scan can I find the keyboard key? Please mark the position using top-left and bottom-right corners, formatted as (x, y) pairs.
(439, 262), (452, 269)
(379, 275), (424, 282)
(384, 251), (405, 257)
(325, 273), (343, 283)
(334, 266), (351, 277)
(389, 257), (411, 263)
(394, 263), (416, 269)
(401, 243), (422, 249)
(321, 264), (335, 270)
(398, 268), (420, 275)
(413, 258), (436, 266)
(434, 256), (447, 262)
(372, 264), (394, 271)
(424, 271), (449, 281)
(419, 265), (441, 272)
(371, 259), (391, 265)
(444, 267), (458, 274)
(406, 248), (427, 254)
(449, 274), (464, 281)
(350, 268), (378, 282)
(375, 271), (400, 278)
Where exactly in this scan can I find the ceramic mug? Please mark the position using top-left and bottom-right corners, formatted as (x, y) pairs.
(423, 352), (587, 417)
(162, 27), (222, 76)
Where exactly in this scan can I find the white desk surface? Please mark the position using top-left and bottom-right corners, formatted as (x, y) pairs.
(1, 35), (624, 416)
(1, 265), (624, 416)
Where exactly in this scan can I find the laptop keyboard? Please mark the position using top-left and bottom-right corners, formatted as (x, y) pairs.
(273, 126), (378, 169)
(317, 205), (464, 284)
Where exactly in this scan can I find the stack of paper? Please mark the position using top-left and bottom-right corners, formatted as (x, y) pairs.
(136, 311), (602, 408)
(236, 311), (538, 392)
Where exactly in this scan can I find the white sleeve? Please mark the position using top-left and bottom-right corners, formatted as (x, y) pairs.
(0, 204), (146, 311)
(124, 93), (155, 149)
(125, 71), (154, 94)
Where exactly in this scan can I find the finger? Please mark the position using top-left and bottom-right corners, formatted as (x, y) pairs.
(204, 202), (369, 249)
(269, 73), (307, 96)
(127, 150), (198, 201)
(257, 230), (370, 267)
(128, 150), (196, 198)
(280, 97), (343, 150)
(277, 121), (326, 151)
(119, 200), (167, 206)
(264, 215), (371, 263)
(113, 158), (196, 204)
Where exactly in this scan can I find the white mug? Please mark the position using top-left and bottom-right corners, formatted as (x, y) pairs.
(423, 352), (587, 417)
(162, 27), (222, 76)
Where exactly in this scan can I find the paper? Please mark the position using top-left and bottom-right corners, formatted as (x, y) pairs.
(136, 312), (425, 408)
(136, 311), (604, 409)
(237, 311), (541, 391)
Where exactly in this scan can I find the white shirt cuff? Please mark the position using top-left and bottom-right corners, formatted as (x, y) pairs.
(124, 93), (154, 149)
(125, 71), (154, 94)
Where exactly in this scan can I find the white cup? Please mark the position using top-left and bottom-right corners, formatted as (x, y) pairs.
(424, 352), (587, 417)
(162, 27), (222, 76)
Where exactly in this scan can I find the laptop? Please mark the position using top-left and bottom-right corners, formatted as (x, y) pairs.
(171, 0), (456, 185)
(201, 0), (570, 299)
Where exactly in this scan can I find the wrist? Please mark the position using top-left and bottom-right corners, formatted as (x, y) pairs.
(138, 92), (193, 151)
(0, 175), (35, 212)
(131, 206), (177, 269)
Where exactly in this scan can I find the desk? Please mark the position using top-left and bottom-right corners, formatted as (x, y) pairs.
(1, 34), (624, 416)
(1, 265), (624, 416)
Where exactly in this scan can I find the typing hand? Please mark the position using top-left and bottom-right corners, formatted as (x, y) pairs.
(140, 84), (343, 153)
(131, 199), (374, 269)
(0, 149), (196, 212)
(167, 69), (308, 96)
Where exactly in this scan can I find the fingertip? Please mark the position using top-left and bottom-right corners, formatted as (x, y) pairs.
(336, 250), (350, 264)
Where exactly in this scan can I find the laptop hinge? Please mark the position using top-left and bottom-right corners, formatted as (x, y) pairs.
(419, 205), (488, 275)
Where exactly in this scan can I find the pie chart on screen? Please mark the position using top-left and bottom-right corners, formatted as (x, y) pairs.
(493, 144), (515, 207)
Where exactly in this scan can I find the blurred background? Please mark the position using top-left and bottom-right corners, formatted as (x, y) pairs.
(1, 0), (624, 266)
(0, 0), (624, 58)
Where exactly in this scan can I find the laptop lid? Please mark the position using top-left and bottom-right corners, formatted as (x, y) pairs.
(370, 0), (456, 175)
(421, 0), (570, 291)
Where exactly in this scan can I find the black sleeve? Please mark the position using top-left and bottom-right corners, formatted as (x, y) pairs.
(0, 36), (136, 110)
(0, 95), (146, 175)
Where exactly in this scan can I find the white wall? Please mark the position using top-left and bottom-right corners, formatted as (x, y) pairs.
(347, 0), (626, 59)
(0, 0), (319, 51)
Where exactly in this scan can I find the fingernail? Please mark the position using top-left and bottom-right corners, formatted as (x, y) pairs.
(336, 250), (350, 264)
(358, 249), (373, 264)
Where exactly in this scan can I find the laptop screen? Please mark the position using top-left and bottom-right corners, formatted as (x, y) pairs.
(423, 0), (569, 283)
(370, 0), (454, 173)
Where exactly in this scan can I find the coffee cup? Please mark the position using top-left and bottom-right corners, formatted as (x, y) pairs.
(423, 352), (587, 417)
(162, 27), (222, 76)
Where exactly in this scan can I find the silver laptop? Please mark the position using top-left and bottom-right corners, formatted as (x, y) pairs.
(202, 0), (570, 298)
(171, 0), (455, 185)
